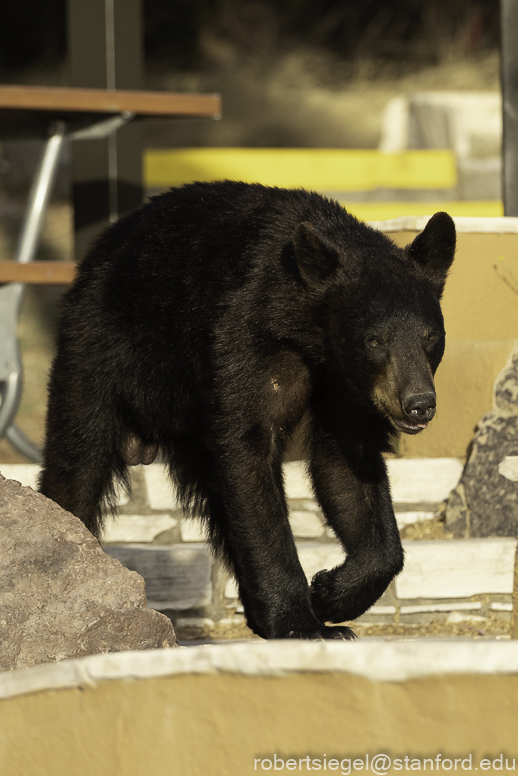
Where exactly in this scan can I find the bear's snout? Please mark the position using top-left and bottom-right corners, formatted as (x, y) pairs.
(403, 392), (436, 424)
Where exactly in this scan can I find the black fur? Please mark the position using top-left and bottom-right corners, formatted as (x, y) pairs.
(39, 182), (456, 640)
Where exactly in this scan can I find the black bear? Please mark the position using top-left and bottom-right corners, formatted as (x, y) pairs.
(39, 181), (456, 640)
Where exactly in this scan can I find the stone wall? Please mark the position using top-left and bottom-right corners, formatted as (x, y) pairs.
(2, 459), (514, 640)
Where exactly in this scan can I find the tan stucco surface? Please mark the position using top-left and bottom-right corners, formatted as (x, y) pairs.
(389, 228), (518, 458)
(400, 339), (514, 457)
(4, 672), (518, 775)
(1, 642), (518, 776)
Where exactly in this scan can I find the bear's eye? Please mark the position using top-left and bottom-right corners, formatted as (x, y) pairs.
(368, 337), (381, 347)
(427, 331), (438, 342)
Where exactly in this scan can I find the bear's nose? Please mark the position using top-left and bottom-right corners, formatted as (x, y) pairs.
(404, 393), (436, 422)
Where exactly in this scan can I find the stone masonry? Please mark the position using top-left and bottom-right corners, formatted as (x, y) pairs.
(445, 342), (518, 538)
(1, 459), (514, 640)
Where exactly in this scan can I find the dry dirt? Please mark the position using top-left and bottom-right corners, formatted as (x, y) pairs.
(175, 612), (511, 643)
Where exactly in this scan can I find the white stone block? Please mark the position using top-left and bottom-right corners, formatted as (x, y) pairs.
(387, 458), (463, 503)
(226, 544), (345, 597)
(0, 464), (131, 505)
(283, 461), (312, 499)
(105, 543), (212, 610)
(446, 612), (487, 624)
(101, 514), (177, 543)
(180, 518), (208, 542)
(395, 511), (435, 528)
(297, 542), (345, 582)
(289, 510), (324, 538)
(225, 577), (239, 599)
(396, 538), (517, 599)
(175, 617), (215, 630)
(491, 602), (513, 612)
(400, 602), (482, 615)
(293, 499), (321, 513)
(283, 459), (463, 505)
(0, 464), (40, 490)
(498, 456), (518, 482)
(142, 463), (181, 510)
(217, 615), (246, 628)
(367, 605), (397, 616)
(114, 481), (130, 507)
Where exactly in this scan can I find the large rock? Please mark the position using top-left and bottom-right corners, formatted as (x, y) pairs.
(445, 343), (518, 537)
(0, 475), (177, 672)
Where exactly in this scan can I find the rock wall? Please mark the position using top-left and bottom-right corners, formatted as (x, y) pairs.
(2, 459), (513, 642)
(445, 342), (518, 538)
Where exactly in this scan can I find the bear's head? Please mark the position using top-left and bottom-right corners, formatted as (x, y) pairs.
(293, 211), (456, 435)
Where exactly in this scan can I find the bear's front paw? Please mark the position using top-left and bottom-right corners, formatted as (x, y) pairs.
(311, 562), (395, 624)
(310, 567), (362, 624)
(286, 624), (356, 640)
(311, 568), (339, 622)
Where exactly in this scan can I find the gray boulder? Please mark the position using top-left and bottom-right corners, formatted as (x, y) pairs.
(445, 343), (518, 537)
(0, 474), (177, 672)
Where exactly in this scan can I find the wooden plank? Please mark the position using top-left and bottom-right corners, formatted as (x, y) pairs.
(0, 85), (221, 119)
(0, 262), (76, 284)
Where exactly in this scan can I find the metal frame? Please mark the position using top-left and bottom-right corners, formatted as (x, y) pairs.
(0, 122), (66, 461)
(0, 113), (139, 461)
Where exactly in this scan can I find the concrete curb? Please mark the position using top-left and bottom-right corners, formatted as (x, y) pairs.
(3, 639), (518, 701)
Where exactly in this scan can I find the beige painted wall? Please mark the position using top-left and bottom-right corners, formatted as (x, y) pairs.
(1, 669), (518, 776)
(285, 229), (518, 460)
(387, 231), (518, 458)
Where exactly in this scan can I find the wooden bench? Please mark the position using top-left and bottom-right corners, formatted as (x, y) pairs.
(0, 261), (76, 284)
(0, 84), (221, 135)
(0, 85), (221, 461)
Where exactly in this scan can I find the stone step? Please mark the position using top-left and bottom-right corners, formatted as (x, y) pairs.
(0, 458), (464, 509)
(0, 459), (463, 543)
(102, 507), (438, 543)
(283, 458), (463, 505)
(105, 536), (516, 623)
(3, 461), (514, 628)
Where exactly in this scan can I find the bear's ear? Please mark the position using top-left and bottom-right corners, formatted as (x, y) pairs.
(293, 222), (340, 286)
(407, 212), (456, 299)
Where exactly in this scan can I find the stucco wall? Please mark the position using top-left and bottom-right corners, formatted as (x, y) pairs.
(385, 222), (518, 458)
(1, 642), (518, 776)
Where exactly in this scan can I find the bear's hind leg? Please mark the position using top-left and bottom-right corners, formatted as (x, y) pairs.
(39, 363), (128, 539)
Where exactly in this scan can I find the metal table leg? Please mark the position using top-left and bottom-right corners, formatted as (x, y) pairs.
(0, 121), (65, 462)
